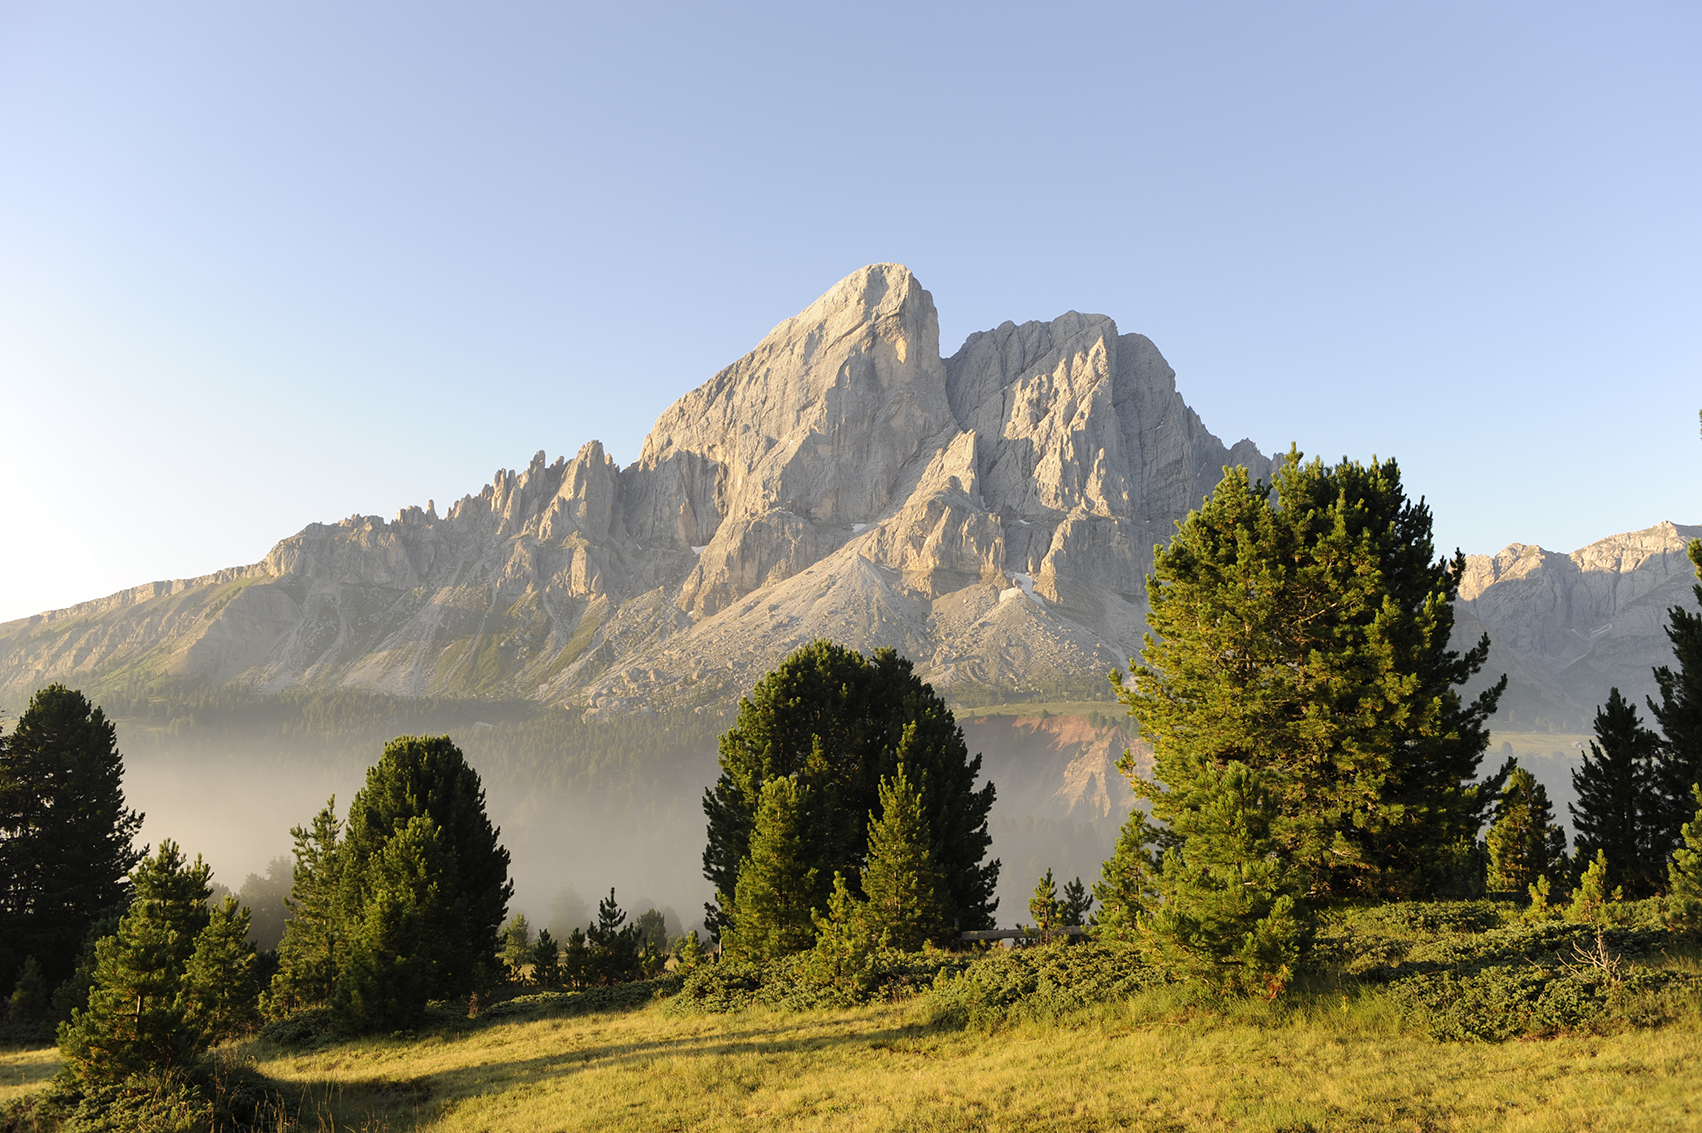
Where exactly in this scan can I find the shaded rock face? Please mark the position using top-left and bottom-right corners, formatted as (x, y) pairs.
(0, 264), (1271, 713)
(1454, 522), (1702, 730)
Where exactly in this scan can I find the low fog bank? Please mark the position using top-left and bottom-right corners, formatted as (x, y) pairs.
(119, 737), (725, 939)
(116, 716), (1566, 943)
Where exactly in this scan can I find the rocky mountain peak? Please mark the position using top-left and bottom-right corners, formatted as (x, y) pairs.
(0, 265), (1275, 714)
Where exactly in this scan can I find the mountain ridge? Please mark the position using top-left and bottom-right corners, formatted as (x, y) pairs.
(0, 265), (1270, 715)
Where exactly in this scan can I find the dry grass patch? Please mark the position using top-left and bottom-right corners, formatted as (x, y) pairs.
(0, 1047), (57, 1105)
(237, 1001), (1702, 1132)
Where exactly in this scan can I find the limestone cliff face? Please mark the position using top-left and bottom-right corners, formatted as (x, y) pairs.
(1454, 522), (1702, 729)
(0, 265), (1270, 712)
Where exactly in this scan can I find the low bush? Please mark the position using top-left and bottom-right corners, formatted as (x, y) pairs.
(919, 942), (1159, 1029)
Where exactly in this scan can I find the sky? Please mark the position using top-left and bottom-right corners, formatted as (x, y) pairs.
(1, 1), (1697, 624)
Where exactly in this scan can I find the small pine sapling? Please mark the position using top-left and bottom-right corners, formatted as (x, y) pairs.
(1061, 876), (1093, 929)
(807, 872), (880, 1001)
(1568, 849), (1622, 926)
(1028, 869), (1064, 942)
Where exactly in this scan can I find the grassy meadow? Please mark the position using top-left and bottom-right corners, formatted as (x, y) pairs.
(9, 967), (1701, 1131)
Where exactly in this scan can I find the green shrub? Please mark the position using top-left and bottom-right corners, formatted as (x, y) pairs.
(921, 943), (1159, 1029)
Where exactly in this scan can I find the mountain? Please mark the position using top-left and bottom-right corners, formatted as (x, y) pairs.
(0, 265), (1270, 716)
(1455, 522), (1702, 731)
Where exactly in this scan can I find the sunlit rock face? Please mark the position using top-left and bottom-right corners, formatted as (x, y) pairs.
(0, 264), (1272, 714)
(1453, 521), (1702, 730)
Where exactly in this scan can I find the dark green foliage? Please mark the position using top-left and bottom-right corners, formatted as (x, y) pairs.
(859, 764), (946, 951)
(633, 909), (667, 955)
(341, 735), (512, 1001)
(703, 641), (997, 939)
(726, 777), (818, 961)
(1027, 869), (1063, 938)
(1138, 761), (1306, 995)
(1387, 963), (1686, 1042)
(330, 815), (451, 1032)
(1572, 688), (1662, 896)
(561, 928), (590, 989)
(1649, 540), (1702, 858)
(1091, 810), (1160, 936)
(586, 889), (642, 985)
(530, 929), (561, 987)
(1061, 877), (1093, 927)
(1120, 453), (1506, 905)
(263, 799), (345, 1017)
(57, 842), (213, 1090)
(1485, 764), (1568, 893)
(3, 956), (52, 1043)
(921, 943), (1160, 1029)
(181, 897), (258, 1043)
(0, 686), (145, 999)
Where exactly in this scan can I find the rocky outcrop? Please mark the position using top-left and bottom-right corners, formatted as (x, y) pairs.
(0, 265), (1272, 712)
(1455, 522), (1702, 729)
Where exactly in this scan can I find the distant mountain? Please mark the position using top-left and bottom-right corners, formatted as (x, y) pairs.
(1455, 522), (1702, 732)
(0, 265), (1269, 715)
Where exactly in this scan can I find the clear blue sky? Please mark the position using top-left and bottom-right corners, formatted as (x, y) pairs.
(2, 1), (1696, 623)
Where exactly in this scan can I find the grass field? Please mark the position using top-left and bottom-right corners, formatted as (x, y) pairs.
(11, 994), (1698, 1131)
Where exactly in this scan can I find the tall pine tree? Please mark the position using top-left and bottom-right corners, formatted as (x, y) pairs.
(0, 686), (144, 999)
(725, 776), (819, 960)
(263, 798), (346, 1017)
(340, 736), (512, 1001)
(331, 815), (451, 1032)
(1119, 453), (1506, 906)
(704, 642), (997, 939)
(1649, 540), (1702, 859)
(1572, 688), (1661, 896)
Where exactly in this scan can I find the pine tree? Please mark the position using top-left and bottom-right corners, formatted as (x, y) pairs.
(726, 776), (819, 960)
(5, 957), (50, 1041)
(587, 889), (640, 984)
(264, 798), (346, 1017)
(704, 642), (998, 939)
(181, 895), (259, 1043)
(1485, 764), (1568, 892)
(859, 764), (945, 951)
(530, 929), (561, 987)
(1138, 762), (1306, 996)
(1666, 785), (1702, 936)
(808, 873), (880, 1001)
(1028, 869), (1064, 940)
(1569, 848), (1620, 925)
(1571, 688), (1661, 896)
(501, 913), (533, 980)
(1119, 453), (1506, 905)
(561, 928), (590, 989)
(57, 841), (212, 1089)
(0, 686), (144, 999)
(330, 815), (450, 1032)
(1061, 877), (1093, 928)
(1649, 540), (1702, 859)
(341, 736), (512, 1001)
(1092, 810), (1161, 938)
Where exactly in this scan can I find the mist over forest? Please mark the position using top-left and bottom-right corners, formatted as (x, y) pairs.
(84, 683), (1157, 936)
